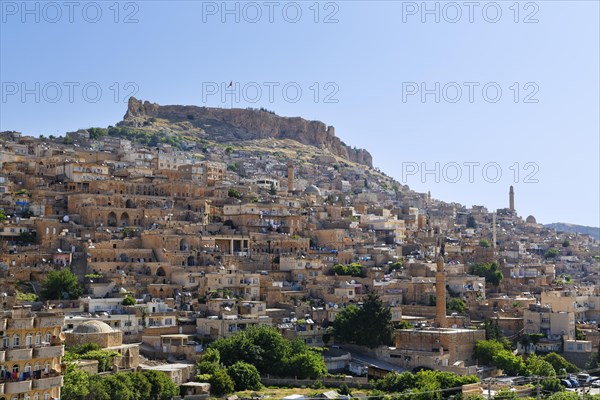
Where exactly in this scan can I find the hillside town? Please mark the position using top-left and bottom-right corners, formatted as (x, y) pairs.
(0, 108), (599, 400)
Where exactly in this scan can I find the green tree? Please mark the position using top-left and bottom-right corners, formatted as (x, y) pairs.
(124, 372), (152, 400)
(332, 291), (393, 348)
(471, 263), (503, 287)
(543, 352), (578, 374)
(209, 369), (235, 396)
(228, 188), (241, 199)
(374, 371), (417, 393)
(493, 389), (517, 400)
(492, 350), (526, 376)
(226, 361), (262, 391)
(475, 340), (506, 364)
(525, 354), (556, 377)
(546, 392), (580, 400)
(545, 248), (559, 259)
(62, 363), (90, 400)
(142, 370), (180, 400)
(479, 239), (491, 248)
(84, 375), (111, 400)
(448, 298), (467, 314)
(41, 268), (83, 300)
(122, 296), (136, 306)
(562, 240), (570, 247)
(286, 350), (327, 379)
(0, 209), (6, 222)
(541, 377), (564, 394)
(102, 373), (137, 400)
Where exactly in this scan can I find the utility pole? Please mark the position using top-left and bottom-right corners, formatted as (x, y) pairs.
(536, 376), (541, 400)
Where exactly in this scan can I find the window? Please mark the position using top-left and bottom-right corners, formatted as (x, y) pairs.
(2, 336), (8, 348)
(12, 334), (20, 347)
(25, 363), (32, 373)
(35, 332), (41, 345)
(26, 333), (33, 347)
(45, 332), (51, 343)
(34, 394), (39, 400)
(44, 393), (50, 400)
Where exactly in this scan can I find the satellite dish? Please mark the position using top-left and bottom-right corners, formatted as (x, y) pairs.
(63, 215), (70, 222)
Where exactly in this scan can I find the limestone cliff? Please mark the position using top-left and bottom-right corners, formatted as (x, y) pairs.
(119, 97), (372, 167)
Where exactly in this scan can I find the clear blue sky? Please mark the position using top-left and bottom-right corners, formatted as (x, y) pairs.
(1, 1), (598, 226)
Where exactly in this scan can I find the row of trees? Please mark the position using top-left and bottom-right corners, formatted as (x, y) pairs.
(373, 369), (478, 399)
(195, 325), (327, 395)
(62, 365), (179, 400)
(475, 339), (578, 377)
(330, 262), (365, 277)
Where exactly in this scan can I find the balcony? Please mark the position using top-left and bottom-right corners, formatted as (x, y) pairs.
(0, 350), (5, 362)
(5, 380), (32, 394)
(0, 382), (4, 395)
(34, 344), (64, 359)
(33, 375), (63, 390)
(6, 347), (33, 361)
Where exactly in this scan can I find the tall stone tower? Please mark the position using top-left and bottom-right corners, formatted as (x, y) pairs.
(287, 161), (294, 193)
(435, 250), (447, 328)
(492, 212), (497, 249)
(509, 185), (515, 211)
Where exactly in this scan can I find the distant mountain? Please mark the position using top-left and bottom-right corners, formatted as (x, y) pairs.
(545, 223), (600, 241)
(118, 97), (373, 167)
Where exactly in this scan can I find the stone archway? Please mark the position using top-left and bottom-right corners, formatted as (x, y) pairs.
(107, 212), (117, 227)
(120, 212), (130, 226)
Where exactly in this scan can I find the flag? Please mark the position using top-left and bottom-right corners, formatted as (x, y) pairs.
(228, 81), (233, 88)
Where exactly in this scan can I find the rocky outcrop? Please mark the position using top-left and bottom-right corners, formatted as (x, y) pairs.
(120, 97), (372, 167)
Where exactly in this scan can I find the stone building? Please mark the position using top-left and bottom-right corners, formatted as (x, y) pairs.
(0, 306), (65, 400)
(65, 320), (123, 348)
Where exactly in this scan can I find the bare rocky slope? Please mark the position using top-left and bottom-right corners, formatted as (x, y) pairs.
(118, 97), (372, 167)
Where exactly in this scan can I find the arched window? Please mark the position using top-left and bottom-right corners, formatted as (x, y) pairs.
(25, 395), (31, 400)
(35, 332), (41, 346)
(44, 393), (50, 400)
(2, 336), (8, 348)
(45, 332), (51, 343)
(12, 334), (20, 347)
(34, 362), (40, 371)
(24, 363), (31, 373)
(34, 393), (40, 400)
(26, 333), (33, 347)
(12, 364), (19, 373)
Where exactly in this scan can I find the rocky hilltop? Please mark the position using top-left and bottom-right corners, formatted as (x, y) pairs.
(118, 97), (372, 167)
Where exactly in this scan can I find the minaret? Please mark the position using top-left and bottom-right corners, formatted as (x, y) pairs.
(287, 161), (294, 193)
(509, 186), (515, 211)
(435, 246), (447, 328)
(492, 212), (497, 249)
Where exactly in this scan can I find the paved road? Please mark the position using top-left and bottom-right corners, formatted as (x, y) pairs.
(342, 347), (406, 373)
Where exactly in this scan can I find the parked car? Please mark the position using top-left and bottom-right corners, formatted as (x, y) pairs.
(567, 376), (579, 387)
(560, 379), (573, 388)
(591, 380), (600, 388)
